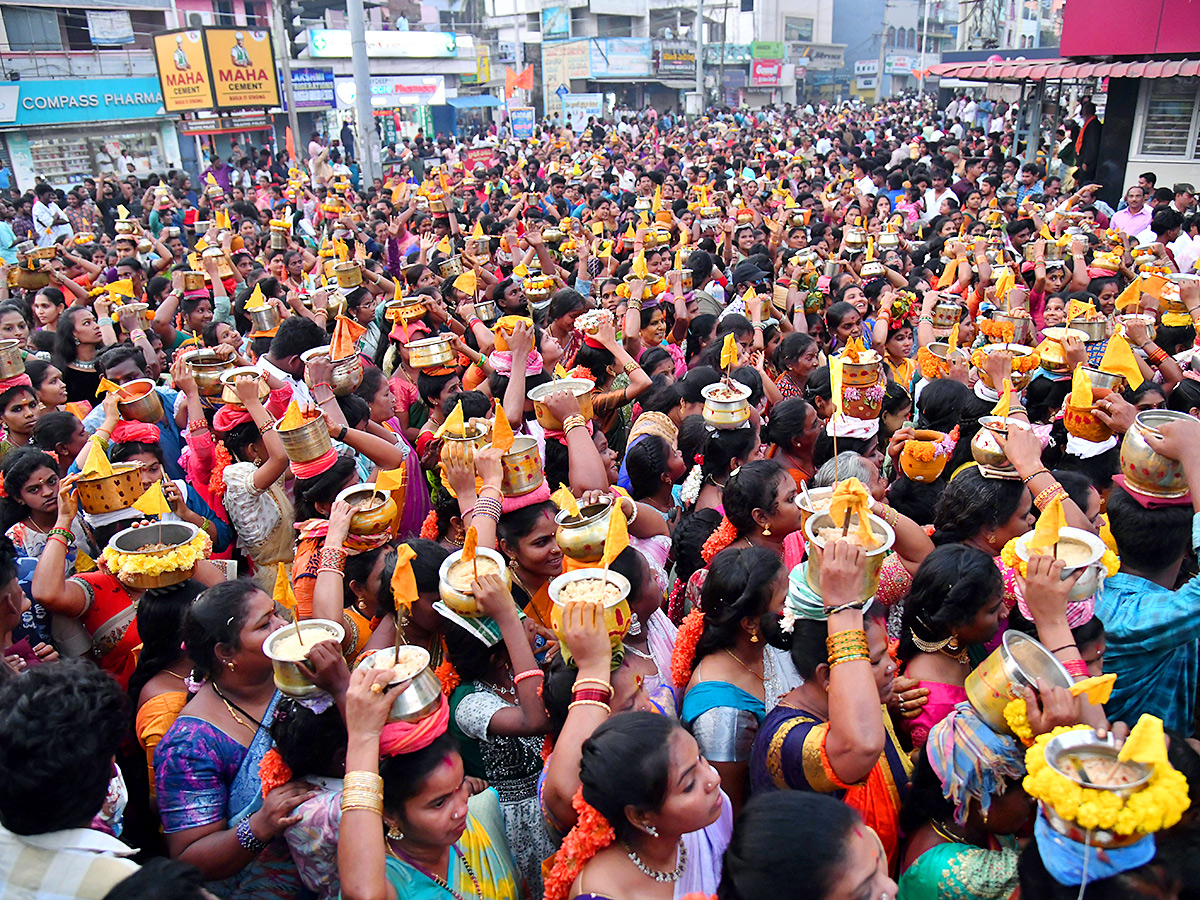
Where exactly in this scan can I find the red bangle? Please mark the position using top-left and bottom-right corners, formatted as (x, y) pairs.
(513, 668), (544, 684)
(571, 688), (612, 704)
(1063, 658), (1090, 679)
(47, 535), (69, 549)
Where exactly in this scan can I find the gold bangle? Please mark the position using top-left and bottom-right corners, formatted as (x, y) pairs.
(829, 653), (871, 668)
(343, 771), (384, 793)
(341, 796), (384, 815)
(623, 360), (639, 375)
(569, 699), (611, 713)
(563, 414), (587, 433)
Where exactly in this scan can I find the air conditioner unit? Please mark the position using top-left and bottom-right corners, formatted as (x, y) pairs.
(186, 11), (214, 27)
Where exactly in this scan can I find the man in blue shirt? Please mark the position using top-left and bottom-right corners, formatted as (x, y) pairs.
(1098, 410), (1200, 733)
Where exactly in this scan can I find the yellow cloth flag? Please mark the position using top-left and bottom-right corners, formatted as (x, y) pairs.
(375, 468), (405, 492)
(329, 315), (367, 360)
(95, 378), (120, 398)
(1040, 224), (1054, 241)
(1028, 495), (1066, 554)
(631, 251), (648, 278)
(742, 286), (757, 305)
(462, 525), (478, 563)
(389, 543), (418, 612)
(865, 236), (875, 261)
(471, 221), (485, 239)
(652, 185), (662, 213)
(599, 502), (630, 569)
(828, 478), (877, 548)
(552, 484), (581, 518)
(133, 481), (172, 516)
(992, 378), (1013, 418)
(1066, 298), (1096, 323)
(597, 240), (613, 259)
(82, 438), (113, 478)
(1115, 276), (1144, 311)
(392, 277), (405, 300)
(937, 258), (959, 289)
(1068, 673), (1117, 704)
(105, 278), (134, 300)
(829, 355), (844, 418)
(553, 362), (569, 379)
(994, 269), (1015, 301)
(623, 223), (636, 241)
(279, 401), (307, 430)
(1071, 366), (1094, 408)
(273, 563), (297, 612)
(1099, 333), (1144, 390)
(947, 323), (960, 356)
(333, 239), (349, 263)
(1142, 274), (1168, 300)
(491, 400), (515, 452)
(720, 333), (738, 371)
(453, 271), (478, 295)
(435, 401), (465, 438)
(590, 221), (605, 236)
(1118, 714), (1170, 769)
(245, 284), (267, 310)
(512, 262), (529, 278)
(117, 204), (130, 221)
(436, 235), (453, 255)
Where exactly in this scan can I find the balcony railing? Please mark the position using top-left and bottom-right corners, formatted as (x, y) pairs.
(0, 48), (158, 80)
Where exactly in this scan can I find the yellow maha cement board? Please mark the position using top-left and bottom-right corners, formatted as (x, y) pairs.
(204, 28), (280, 109)
(153, 30), (214, 112)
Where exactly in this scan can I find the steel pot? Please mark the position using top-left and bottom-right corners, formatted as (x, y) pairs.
(1013, 525), (1107, 602)
(265, 618), (347, 697)
(970, 416), (1030, 479)
(107, 521), (205, 590)
(701, 381), (752, 429)
(965, 630), (1071, 735)
(356, 646), (444, 722)
(1120, 410), (1191, 498)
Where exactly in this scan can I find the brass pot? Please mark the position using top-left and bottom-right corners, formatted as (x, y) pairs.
(356, 646), (444, 722)
(931, 299), (962, 330)
(1120, 410), (1191, 498)
(277, 411), (333, 463)
(549, 568), (633, 666)
(247, 303), (280, 333)
(541, 226), (564, 244)
(405, 335), (456, 370)
(467, 236), (491, 257)
(180, 348), (234, 396)
(218, 367), (270, 407)
(970, 415), (1030, 479)
(333, 261), (363, 289)
(473, 298), (498, 323)
(555, 497), (620, 563)
(108, 521), (205, 590)
(701, 381), (752, 429)
(438, 547), (510, 616)
(991, 311), (1036, 346)
(965, 630), (1071, 735)
(76, 462), (146, 515)
(1013, 526), (1107, 602)
(182, 271), (207, 292)
(117, 380), (164, 424)
(491, 436), (544, 497)
(860, 259), (886, 278)
(973, 343), (1038, 391)
(528, 378), (595, 431)
(15, 267), (49, 291)
(877, 231), (901, 252)
(439, 424), (490, 467)
(0, 340), (24, 380)
(301, 348), (363, 397)
(803, 510), (896, 603)
(335, 484), (399, 536)
(265, 619), (347, 697)
(122, 303), (155, 332)
(386, 300), (427, 323)
(1036, 327), (1089, 373)
(438, 255), (464, 279)
(842, 225), (868, 252)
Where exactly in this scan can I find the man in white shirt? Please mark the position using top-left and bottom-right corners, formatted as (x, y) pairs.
(924, 170), (956, 223)
(31, 184), (73, 248)
(613, 157), (636, 193)
(256, 311), (332, 407)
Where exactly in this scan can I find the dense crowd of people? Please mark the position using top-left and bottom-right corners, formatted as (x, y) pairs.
(1, 93), (1200, 900)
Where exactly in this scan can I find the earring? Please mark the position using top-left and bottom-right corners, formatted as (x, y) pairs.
(386, 825), (403, 840)
(761, 524), (771, 536)
(643, 825), (659, 838)
(226, 660), (236, 671)
(947, 635), (959, 651)
(986, 533), (996, 546)
(750, 631), (759, 643)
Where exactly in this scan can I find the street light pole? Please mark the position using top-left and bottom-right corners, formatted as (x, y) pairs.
(695, 0), (704, 108)
(347, 0), (378, 184)
(918, 0), (929, 95)
(273, 0), (305, 163)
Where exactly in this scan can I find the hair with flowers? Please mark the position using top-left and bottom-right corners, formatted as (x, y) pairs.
(543, 788), (616, 900)
(209, 440), (233, 500)
(670, 607), (705, 689)
(434, 658), (461, 694)
(700, 517), (738, 564)
(258, 748), (293, 798)
(419, 508), (440, 541)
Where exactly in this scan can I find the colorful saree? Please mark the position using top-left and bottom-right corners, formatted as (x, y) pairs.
(898, 837), (1020, 900)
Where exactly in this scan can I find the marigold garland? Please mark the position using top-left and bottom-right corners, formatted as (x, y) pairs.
(100, 529), (212, 580)
(1003, 697), (1036, 746)
(904, 425), (960, 462)
(543, 788), (617, 900)
(568, 365), (595, 384)
(700, 517), (738, 564)
(971, 346), (1040, 372)
(259, 748), (293, 797)
(979, 318), (1016, 343)
(917, 345), (945, 380)
(209, 441), (233, 500)
(419, 508), (440, 540)
(435, 659), (461, 694)
(999, 536), (1119, 580)
(1023, 725), (1191, 835)
(671, 607), (705, 689)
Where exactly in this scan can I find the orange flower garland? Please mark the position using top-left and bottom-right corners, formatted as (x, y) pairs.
(258, 748), (293, 798)
(419, 509), (439, 540)
(544, 788), (617, 900)
(700, 517), (738, 564)
(906, 425), (960, 462)
(979, 318), (1015, 342)
(435, 659), (461, 694)
(209, 440), (234, 500)
(671, 608), (705, 689)
(917, 346), (944, 380)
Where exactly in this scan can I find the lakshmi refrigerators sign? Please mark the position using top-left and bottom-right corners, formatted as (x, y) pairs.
(203, 28), (280, 109)
(152, 29), (214, 111)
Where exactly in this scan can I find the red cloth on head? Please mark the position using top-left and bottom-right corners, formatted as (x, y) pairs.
(0, 374), (32, 393)
(111, 420), (161, 444)
(378, 694), (450, 757)
(290, 447), (339, 479)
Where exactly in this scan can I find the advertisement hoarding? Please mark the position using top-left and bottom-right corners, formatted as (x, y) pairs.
(204, 28), (280, 109)
(153, 29), (214, 111)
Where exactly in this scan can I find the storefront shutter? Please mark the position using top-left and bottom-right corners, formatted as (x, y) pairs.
(1140, 78), (1198, 158)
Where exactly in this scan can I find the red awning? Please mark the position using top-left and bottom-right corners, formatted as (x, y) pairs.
(928, 57), (1200, 82)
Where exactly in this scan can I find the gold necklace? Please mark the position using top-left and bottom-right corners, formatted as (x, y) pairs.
(723, 648), (764, 680)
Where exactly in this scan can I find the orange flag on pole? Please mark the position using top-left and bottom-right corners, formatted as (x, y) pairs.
(286, 126), (296, 162)
(505, 65), (534, 99)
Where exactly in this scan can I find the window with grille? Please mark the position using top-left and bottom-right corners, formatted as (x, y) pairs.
(1139, 78), (1199, 159)
(3, 7), (62, 52)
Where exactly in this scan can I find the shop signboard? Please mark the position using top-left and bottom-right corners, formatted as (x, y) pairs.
(854, 59), (878, 76)
(464, 147), (495, 170)
(461, 45), (491, 85)
(290, 68), (335, 109)
(750, 58), (782, 87)
(204, 28), (280, 109)
(787, 42), (845, 70)
(703, 44), (752, 65)
(655, 40), (696, 75)
(0, 77), (166, 127)
(884, 54), (916, 73)
(542, 6), (570, 40)
(306, 29), (459, 59)
(335, 76), (446, 108)
(589, 38), (652, 78)
(542, 39), (591, 86)
(509, 106), (535, 139)
(751, 41), (784, 59)
(561, 92), (602, 132)
(153, 29), (214, 111)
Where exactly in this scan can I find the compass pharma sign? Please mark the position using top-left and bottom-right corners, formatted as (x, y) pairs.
(152, 27), (279, 113)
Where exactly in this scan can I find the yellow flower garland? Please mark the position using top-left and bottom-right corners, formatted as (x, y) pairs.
(1004, 697), (1035, 746)
(1000, 537), (1119, 580)
(101, 530), (213, 580)
(1023, 726), (1191, 835)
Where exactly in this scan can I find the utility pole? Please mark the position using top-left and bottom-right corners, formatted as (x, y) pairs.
(918, 0), (929, 95)
(273, 0), (305, 163)
(873, 0), (888, 104)
(347, 0), (378, 184)
(694, 0), (704, 108)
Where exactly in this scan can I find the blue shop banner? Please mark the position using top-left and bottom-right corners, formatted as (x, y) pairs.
(0, 78), (166, 128)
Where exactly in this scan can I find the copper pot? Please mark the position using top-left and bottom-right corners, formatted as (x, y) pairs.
(116, 380), (164, 424)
